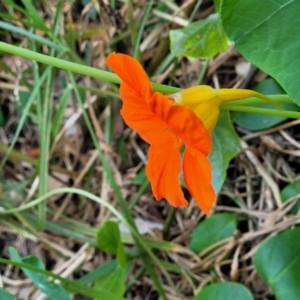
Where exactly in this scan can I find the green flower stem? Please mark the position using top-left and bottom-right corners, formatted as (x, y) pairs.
(0, 42), (120, 83)
(221, 103), (300, 119)
(227, 95), (293, 106)
(0, 42), (297, 118)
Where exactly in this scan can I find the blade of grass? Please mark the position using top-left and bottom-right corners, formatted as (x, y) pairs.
(0, 21), (63, 50)
(37, 64), (53, 230)
(31, 42), (43, 145)
(77, 85), (119, 97)
(129, 179), (150, 209)
(127, 0), (140, 60)
(20, 0), (51, 32)
(37, 1), (64, 230)
(77, 260), (119, 285)
(133, 0), (155, 59)
(189, 0), (204, 21)
(196, 59), (210, 85)
(125, 265), (145, 292)
(4, 0), (59, 45)
(110, 29), (130, 45)
(68, 72), (170, 298)
(0, 68), (50, 170)
(153, 52), (175, 76)
(51, 84), (72, 140)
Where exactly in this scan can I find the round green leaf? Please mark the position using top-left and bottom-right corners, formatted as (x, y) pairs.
(254, 227), (300, 300)
(280, 181), (300, 214)
(190, 213), (238, 254)
(170, 13), (228, 59)
(97, 221), (126, 267)
(210, 111), (241, 193)
(232, 78), (299, 131)
(97, 221), (121, 254)
(221, 0), (300, 105)
(194, 282), (253, 300)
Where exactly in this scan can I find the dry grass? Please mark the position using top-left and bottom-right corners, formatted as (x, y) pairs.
(0, 0), (299, 299)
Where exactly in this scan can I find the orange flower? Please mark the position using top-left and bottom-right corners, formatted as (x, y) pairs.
(169, 86), (278, 132)
(106, 52), (215, 214)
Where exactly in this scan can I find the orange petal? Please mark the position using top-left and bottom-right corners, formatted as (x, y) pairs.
(166, 104), (212, 156)
(149, 92), (212, 155)
(169, 86), (221, 132)
(146, 135), (188, 208)
(148, 91), (176, 120)
(106, 53), (168, 144)
(183, 146), (216, 214)
(119, 83), (172, 144)
(106, 52), (152, 98)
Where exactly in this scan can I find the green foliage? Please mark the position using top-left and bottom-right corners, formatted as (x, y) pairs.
(94, 266), (126, 299)
(194, 282), (253, 300)
(170, 13), (228, 59)
(280, 181), (300, 214)
(97, 220), (126, 268)
(254, 227), (300, 300)
(0, 178), (29, 195)
(0, 288), (17, 300)
(16, 91), (31, 117)
(97, 220), (121, 253)
(210, 111), (241, 193)
(95, 221), (126, 298)
(9, 247), (71, 300)
(190, 213), (238, 254)
(77, 260), (118, 285)
(21, 0), (50, 31)
(6, 244), (127, 300)
(51, 85), (72, 140)
(232, 78), (299, 131)
(221, 0), (300, 105)
(0, 21), (62, 50)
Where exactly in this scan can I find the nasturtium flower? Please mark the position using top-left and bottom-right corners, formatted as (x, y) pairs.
(106, 52), (215, 214)
(169, 86), (277, 132)
(106, 53), (274, 214)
